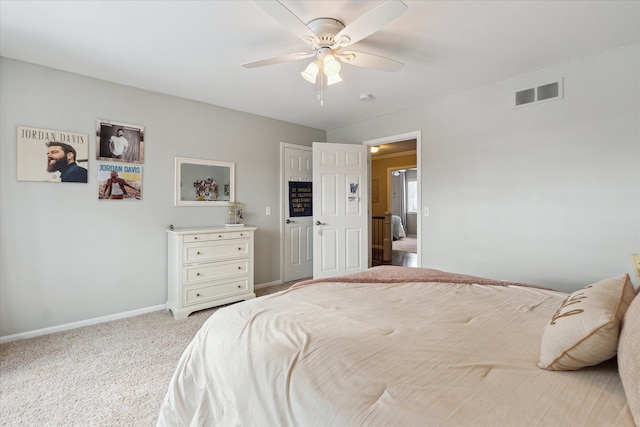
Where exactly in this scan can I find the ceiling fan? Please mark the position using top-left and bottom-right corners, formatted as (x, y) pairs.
(243, 0), (408, 101)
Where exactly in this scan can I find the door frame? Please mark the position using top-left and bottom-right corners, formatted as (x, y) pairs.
(363, 130), (422, 267)
(280, 142), (313, 283)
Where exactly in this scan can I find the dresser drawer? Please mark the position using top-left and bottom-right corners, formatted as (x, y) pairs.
(184, 259), (249, 284)
(183, 278), (249, 306)
(184, 239), (249, 263)
(183, 231), (252, 243)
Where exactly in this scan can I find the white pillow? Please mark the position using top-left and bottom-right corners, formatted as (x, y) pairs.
(538, 274), (635, 371)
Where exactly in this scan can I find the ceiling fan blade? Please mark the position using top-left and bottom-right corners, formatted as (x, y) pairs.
(256, 1), (319, 47)
(340, 51), (404, 72)
(242, 52), (314, 68)
(334, 0), (408, 47)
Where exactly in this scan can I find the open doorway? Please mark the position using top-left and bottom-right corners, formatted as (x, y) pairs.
(388, 166), (418, 267)
(365, 131), (421, 268)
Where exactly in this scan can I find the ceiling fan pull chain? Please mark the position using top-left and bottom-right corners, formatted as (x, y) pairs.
(318, 73), (323, 106)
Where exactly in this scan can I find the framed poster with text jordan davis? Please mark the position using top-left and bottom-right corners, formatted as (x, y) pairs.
(97, 162), (143, 201)
(17, 126), (89, 183)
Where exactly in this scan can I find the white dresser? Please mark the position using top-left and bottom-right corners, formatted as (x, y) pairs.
(166, 226), (257, 319)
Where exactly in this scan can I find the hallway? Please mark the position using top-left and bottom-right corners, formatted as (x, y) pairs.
(392, 235), (417, 267)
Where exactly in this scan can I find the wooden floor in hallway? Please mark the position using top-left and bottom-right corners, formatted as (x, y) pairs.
(373, 250), (418, 268)
(391, 250), (418, 267)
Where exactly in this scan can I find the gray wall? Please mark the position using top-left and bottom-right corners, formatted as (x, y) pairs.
(0, 58), (325, 337)
(2, 44), (639, 338)
(329, 45), (640, 291)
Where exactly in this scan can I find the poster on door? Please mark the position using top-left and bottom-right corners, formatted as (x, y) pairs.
(289, 181), (312, 217)
(347, 175), (361, 215)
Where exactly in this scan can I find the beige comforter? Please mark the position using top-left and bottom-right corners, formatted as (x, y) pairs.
(157, 267), (633, 426)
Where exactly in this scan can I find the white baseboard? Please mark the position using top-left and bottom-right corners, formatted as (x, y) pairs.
(0, 304), (166, 345)
(255, 279), (283, 290)
(2, 281), (293, 344)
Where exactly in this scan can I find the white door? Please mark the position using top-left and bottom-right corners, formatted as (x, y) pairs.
(312, 142), (368, 279)
(282, 144), (313, 282)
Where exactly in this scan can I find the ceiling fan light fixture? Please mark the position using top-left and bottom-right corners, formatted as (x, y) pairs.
(326, 72), (342, 86)
(301, 61), (319, 83)
(247, 0), (408, 103)
(323, 53), (341, 76)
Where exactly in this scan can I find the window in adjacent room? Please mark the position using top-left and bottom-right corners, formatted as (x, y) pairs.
(406, 178), (418, 213)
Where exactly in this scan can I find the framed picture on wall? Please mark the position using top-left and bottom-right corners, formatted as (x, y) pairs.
(96, 119), (144, 164)
(17, 126), (89, 183)
(98, 162), (142, 200)
(372, 178), (379, 203)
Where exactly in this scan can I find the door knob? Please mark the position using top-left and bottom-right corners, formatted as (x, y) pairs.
(315, 221), (327, 226)
(286, 219), (296, 224)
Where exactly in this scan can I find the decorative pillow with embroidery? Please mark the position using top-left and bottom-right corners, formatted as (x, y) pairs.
(538, 274), (635, 371)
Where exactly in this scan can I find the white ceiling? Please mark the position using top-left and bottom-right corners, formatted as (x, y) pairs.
(1, 1), (638, 131)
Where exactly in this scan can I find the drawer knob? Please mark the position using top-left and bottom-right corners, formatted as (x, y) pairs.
(196, 272), (201, 276)
(237, 285), (241, 288)
(196, 293), (201, 297)
(218, 235), (222, 238)
(238, 266), (241, 270)
(194, 237), (198, 240)
(238, 247), (242, 250)
(240, 233), (244, 236)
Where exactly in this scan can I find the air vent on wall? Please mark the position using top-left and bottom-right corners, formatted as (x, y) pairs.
(515, 79), (563, 107)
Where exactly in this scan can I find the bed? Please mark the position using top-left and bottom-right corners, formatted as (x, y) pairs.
(157, 266), (639, 426)
(391, 214), (406, 240)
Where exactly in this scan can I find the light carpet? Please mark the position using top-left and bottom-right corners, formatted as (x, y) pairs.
(392, 236), (417, 253)
(0, 282), (296, 426)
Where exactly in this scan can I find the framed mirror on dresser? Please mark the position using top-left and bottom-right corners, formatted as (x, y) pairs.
(175, 157), (235, 206)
